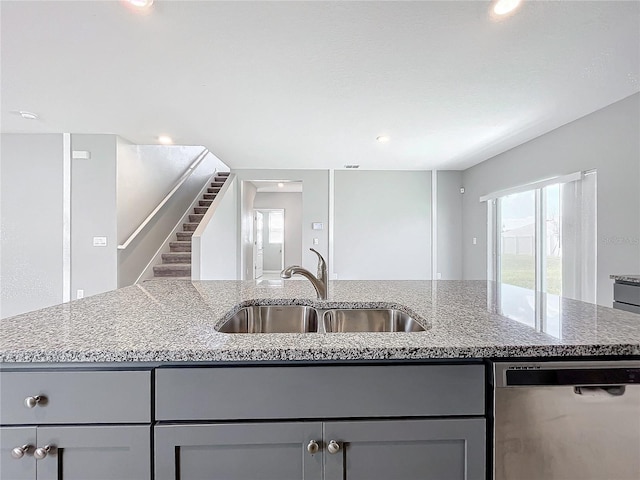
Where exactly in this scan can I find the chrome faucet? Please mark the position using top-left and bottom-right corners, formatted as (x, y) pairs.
(281, 248), (328, 300)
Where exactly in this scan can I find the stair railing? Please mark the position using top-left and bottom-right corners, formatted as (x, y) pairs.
(117, 147), (210, 250)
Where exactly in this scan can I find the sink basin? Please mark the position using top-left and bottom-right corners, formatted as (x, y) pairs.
(217, 306), (318, 333)
(323, 309), (425, 333)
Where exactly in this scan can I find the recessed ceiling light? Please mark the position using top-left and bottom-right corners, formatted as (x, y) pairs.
(492, 0), (522, 16)
(125, 0), (154, 8)
(18, 111), (38, 120)
(376, 136), (390, 143)
(158, 135), (173, 145)
(277, 182), (284, 188)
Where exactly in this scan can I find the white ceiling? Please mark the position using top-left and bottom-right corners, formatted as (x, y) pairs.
(1, 1), (638, 170)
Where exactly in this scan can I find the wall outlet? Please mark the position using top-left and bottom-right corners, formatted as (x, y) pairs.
(331, 273), (339, 280)
(472, 237), (477, 245)
(437, 272), (442, 279)
(76, 289), (84, 299)
(313, 238), (319, 245)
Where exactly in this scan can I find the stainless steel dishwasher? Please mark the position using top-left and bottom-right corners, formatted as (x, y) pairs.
(493, 361), (640, 480)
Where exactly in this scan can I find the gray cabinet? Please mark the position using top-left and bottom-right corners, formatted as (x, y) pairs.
(1, 425), (150, 480)
(0, 368), (152, 480)
(155, 422), (323, 480)
(1, 427), (36, 480)
(154, 419), (485, 480)
(324, 419), (486, 480)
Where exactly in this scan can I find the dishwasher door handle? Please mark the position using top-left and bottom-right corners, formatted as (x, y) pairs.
(574, 385), (626, 396)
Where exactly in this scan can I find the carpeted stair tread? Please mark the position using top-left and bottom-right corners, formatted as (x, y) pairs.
(170, 241), (191, 252)
(162, 252), (191, 263)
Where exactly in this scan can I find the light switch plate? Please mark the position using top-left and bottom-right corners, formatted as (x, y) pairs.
(312, 222), (324, 230)
(93, 236), (107, 247)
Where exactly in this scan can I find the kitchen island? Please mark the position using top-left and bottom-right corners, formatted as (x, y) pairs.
(1, 280), (639, 480)
(1, 279), (639, 362)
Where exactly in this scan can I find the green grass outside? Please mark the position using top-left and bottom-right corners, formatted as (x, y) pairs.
(501, 254), (562, 295)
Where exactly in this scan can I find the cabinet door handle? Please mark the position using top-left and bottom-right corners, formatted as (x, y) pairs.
(327, 440), (340, 454)
(24, 395), (45, 408)
(34, 445), (53, 460)
(11, 444), (32, 459)
(307, 440), (319, 454)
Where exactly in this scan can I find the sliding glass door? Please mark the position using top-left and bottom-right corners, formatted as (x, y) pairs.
(488, 172), (596, 337)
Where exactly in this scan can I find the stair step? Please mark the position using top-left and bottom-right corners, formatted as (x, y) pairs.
(193, 207), (208, 214)
(170, 241), (191, 252)
(189, 214), (204, 222)
(176, 231), (194, 240)
(210, 182), (224, 188)
(153, 264), (191, 277)
(213, 176), (227, 183)
(207, 187), (221, 194)
(183, 222), (199, 231)
(162, 252), (191, 263)
(199, 200), (213, 207)
(203, 193), (217, 200)
(217, 171), (230, 176)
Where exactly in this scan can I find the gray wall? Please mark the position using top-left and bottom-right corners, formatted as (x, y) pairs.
(462, 93), (640, 306)
(436, 171), (463, 280)
(234, 170), (329, 275)
(70, 134), (118, 298)
(1, 134), (64, 318)
(334, 170), (432, 280)
(254, 192), (303, 271)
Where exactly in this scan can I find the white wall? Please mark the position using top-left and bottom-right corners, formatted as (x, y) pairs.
(1, 134), (64, 318)
(436, 171), (463, 280)
(234, 170), (329, 274)
(333, 170), (432, 280)
(240, 182), (257, 280)
(70, 134), (119, 298)
(193, 176), (238, 280)
(462, 93), (640, 306)
(254, 192), (303, 270)
(116, 144), (205, 242)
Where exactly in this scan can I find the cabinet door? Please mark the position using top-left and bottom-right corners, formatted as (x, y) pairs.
(324, 418), (485, 480)
(1, 426), (36, 480)
(35, 425), (150, 480)
(155, 422), (323, 480)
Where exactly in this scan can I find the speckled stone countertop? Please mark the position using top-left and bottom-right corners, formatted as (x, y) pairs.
(611, 275), (640, 284)
(1, 280), (639, 363)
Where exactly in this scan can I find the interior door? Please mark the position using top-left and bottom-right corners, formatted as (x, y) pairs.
(254, 211), (264, 279)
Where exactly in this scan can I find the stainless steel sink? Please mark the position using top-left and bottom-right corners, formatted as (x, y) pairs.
(323, 308), (425, 333)
(217, 306), (318, 333)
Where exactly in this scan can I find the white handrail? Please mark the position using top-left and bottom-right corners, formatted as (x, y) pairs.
(117, 148), (210, 250)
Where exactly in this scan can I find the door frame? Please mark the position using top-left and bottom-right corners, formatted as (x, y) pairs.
(254, 208), (285, 274)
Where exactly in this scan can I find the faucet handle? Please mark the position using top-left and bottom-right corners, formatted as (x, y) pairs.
(309, 248), (327, 281)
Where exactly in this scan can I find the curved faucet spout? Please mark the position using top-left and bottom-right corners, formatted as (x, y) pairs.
(280, 249), (328, 300)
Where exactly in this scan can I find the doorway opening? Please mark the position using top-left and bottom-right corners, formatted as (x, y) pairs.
(240, 180), (303, 280)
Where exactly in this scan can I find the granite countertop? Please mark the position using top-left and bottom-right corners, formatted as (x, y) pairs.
(611, 275), (640, 284)
(1, 279), (639, 363)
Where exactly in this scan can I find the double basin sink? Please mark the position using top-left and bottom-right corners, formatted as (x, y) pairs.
(217, 305), (425, 334)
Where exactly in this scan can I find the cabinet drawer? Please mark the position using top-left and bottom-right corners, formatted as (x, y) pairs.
(156, 364), (484, 421)
(614, 283), (640, 306)
(0, 370), (150, 425)
(614, 301), (640, 314)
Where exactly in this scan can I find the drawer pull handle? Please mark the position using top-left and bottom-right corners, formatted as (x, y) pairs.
(307, 440), (319, 454)
(34, 445), (53, 460)
(11, 444), (32, 459)
(24, 395), (45, 408)
(327, 440), (340, 454)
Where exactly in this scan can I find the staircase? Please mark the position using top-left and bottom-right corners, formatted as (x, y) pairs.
(153, 171), (230, 279)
